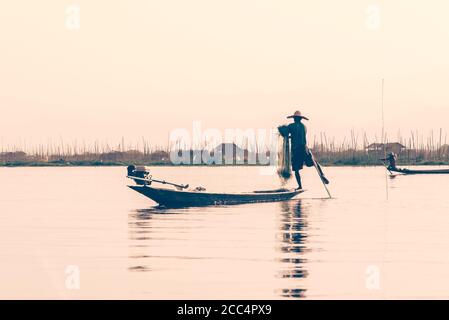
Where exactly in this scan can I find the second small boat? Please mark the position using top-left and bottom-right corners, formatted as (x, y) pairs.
(389, 167), (449, 175)
(383, 152), (449, 175)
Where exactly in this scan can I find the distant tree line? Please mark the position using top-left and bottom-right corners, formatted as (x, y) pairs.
(2, 131), (449, 166)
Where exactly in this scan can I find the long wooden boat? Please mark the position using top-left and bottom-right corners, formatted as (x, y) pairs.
(128, 185), (304, 207)
(390, 167), (449, 175)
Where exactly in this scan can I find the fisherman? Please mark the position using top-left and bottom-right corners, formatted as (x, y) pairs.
(382, 152), (398, 171)
(286, 110), (309, 190)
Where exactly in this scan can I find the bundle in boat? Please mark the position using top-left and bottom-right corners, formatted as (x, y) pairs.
(277, 125), (291, 182)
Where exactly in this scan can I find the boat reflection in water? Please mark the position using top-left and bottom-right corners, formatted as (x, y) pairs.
(127, 209), (155, 273)
(126, 201), (311, 299)
(276, 200), (309, 299)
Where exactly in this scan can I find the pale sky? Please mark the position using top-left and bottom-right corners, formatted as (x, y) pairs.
(1, 0), (449, 151)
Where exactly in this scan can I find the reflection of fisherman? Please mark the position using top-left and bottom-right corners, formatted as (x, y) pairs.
(286, 111), (309, 190)
(381, 152), (398, 170)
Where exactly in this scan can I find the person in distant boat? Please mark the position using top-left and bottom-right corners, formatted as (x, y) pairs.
(382, 152), (398, 171)
(287, 110), (309, 190)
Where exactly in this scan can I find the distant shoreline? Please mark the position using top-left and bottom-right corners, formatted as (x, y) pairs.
(2, 160), (449, 168)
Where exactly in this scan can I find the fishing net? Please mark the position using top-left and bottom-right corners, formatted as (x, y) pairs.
(277, 125), (292, 183)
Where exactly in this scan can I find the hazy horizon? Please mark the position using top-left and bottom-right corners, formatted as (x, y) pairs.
(1, 0), (449, 150)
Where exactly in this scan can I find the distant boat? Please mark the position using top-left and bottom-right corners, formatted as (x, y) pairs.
(129, 185), (304, 207)
(389, 167), (449, 175)
(382, 153), (449, 175)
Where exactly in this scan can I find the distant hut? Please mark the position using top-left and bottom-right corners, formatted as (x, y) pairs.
(366, 143), (406, 157)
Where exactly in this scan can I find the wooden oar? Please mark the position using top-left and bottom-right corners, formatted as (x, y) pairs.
(380, 159), (394, 175)
(309, 150), (332, 198)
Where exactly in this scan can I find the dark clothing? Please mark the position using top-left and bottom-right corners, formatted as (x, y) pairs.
(382, 153), (398, 170)
(291, 144), (307, 171)
(288, 122), (307, 149)
(288, 122), (307, 171)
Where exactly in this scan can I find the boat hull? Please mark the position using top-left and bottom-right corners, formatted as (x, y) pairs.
(391, 167), (449, 175)
(129, 185), (304, 207)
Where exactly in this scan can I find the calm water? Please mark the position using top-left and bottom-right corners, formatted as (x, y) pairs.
(1, 165), (449, 299)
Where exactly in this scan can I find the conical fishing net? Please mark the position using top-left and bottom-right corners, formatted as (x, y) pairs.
(277, 125), (291, 183)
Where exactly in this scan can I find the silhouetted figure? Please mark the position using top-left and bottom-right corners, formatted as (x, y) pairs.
(286, 111), (309, 190)
(381, 152), (398, 170)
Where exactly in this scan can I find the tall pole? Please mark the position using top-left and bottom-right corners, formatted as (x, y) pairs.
(382, 78), (389, 200)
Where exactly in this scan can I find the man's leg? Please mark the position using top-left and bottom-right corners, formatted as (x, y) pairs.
(294, 170), (302, 190)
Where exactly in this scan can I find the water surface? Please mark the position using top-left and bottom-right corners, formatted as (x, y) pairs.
(1, 166), (449, 299)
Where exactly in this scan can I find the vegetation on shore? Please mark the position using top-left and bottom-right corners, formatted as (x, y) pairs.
(2, 155), (449, 168)
(2, 130), (448, 167)
(2, 160), (449, 167)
